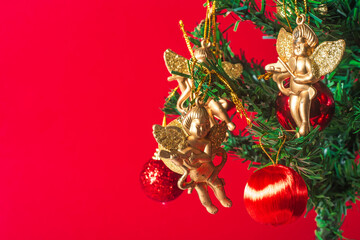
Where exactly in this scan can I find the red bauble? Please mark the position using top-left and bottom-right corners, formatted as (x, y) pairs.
(276, 81), (335, 131)
(140, 159), (183, 202)
(243, 165), (308, 226)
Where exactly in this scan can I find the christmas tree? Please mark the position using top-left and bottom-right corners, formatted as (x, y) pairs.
(156, 0), (360, 239)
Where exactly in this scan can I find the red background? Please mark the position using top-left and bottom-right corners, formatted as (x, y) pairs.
(0, 0), (358, 239)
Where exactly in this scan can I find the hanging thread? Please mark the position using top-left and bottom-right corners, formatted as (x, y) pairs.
(283, 0), (293, 32)
(259, 132), (287, 165)
(294, 0), (310, 24)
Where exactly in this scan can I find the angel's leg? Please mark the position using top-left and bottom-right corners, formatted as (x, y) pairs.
(195, 183), (218, 214)
(176, 80), (192, 114)
(289, 94), (302, 129)
(208, 178), (232, 208)
(299, 90), (311, 136)
(207, 99), (235, 131)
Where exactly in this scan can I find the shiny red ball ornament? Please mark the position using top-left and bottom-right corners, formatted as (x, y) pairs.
(276, 81), (335, 131)
(140, 159), (183, 202)
(244, 165), (308, 226)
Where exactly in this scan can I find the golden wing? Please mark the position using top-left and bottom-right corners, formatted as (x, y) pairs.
(222, 61), (243, 79)
(152, 124), (187, 151)
(276, 28), (293, 62)
(310, 40), (346, 78)
(164, 49), (189, 75)
(208, 121), (227, 150)
(154, 118), (188, 174)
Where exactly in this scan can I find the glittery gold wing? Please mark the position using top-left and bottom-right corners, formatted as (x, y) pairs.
(164, 49), (189, 75)
(276, 28), (293, 62)
(310, 40), (346, 79)
(154, 118), (188, 174)
(222, 61), (243, 79)
(208, 122), (227, 150)
(152, 124), (187, 151)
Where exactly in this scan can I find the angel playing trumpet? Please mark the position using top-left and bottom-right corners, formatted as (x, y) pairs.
(265, 14), (345, 137)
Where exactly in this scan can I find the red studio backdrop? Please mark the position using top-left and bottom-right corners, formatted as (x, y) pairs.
(0, 0), (358, 240)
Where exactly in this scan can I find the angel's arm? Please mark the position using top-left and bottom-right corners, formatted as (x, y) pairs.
(176, 80), (192, 114)
(167, 75), (188, 93)
(183, 143), (212, 165)
(213, 148), (227, 173)
(293, 58), (318, 84)
(273, 72), (294, 96)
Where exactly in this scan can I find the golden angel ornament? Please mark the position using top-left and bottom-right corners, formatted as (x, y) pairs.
(164, 43), (242, 132)
(265, 14), (345, 137)
(153, 99), (231, 214)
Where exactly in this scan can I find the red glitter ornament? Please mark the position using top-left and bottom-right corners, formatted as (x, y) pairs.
(244, 165), (308, 226)
(140, 159), (183, 202)
(276, 81), (335, 131)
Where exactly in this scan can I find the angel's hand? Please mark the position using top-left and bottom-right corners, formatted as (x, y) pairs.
(170, 154), (183, 166)
(265, 63), (285, 73)
(265, 65), (274, 72)
(189, 152), (196, 162)
(293, 77), (303, 83)
(282, 88), (296, 96)
(266, 66), (281, 72)
(184, 158), (201, 169)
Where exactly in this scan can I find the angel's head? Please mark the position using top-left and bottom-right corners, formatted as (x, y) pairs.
(182, 100), (211, 139)
(292, 23), (318, 56)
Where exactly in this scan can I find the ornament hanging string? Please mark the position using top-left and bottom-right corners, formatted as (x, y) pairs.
(259, 132), (287, 165)
(283, 0), (293, 32)
(211, 1), (217, 47)
(204, 0), (216, 45)
(294, 0), (310, 24)
(204, 0), (210, 44)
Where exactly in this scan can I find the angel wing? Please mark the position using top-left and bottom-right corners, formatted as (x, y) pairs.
(276, 28), (293, 62)
(222, 61), (243, 79)
(152, 124), (187, 151)
(310, 40), (346, 78)
(153, 118), (189, 174)
(208, 121), (227, 151)
(164, 49), (190, 75)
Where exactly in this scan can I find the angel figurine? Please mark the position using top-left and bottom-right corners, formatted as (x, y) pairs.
(152, 99), (231, 214)
(164, 41), (243, 132)
(265, 14), (345, 137)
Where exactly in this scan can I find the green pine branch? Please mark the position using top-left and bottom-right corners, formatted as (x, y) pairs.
(161, 0), (360, 239)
